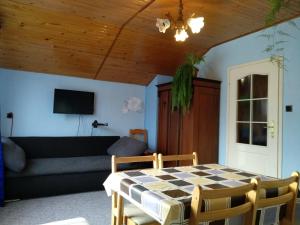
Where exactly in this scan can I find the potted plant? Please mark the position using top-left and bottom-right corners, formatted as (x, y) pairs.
(171, 53), (204, 112)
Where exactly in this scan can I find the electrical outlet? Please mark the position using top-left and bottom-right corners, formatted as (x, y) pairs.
(7, 112), (13, 118)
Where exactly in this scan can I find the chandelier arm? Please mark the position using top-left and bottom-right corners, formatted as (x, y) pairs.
(178, 0), (184, 21)
(166, 12), (174, 24)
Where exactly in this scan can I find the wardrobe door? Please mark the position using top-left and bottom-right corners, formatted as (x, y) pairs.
(157, 79), (220, 166)
(179, 96), (196, 164)
(195, 86), (220, 163)
(166, 93), (180, 156)
(157, 86), (181, 169)
(157, 89), (169, 155)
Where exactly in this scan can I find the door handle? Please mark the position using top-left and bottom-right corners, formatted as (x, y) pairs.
(265, 120), (275, 138)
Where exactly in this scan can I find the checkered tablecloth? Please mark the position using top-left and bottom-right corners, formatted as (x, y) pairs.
(103, 164), (299, 225)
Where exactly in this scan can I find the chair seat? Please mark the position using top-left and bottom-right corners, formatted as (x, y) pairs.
(124, 203), (159, 225)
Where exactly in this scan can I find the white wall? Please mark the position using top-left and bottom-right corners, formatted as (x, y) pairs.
(0, 69), (145, 137)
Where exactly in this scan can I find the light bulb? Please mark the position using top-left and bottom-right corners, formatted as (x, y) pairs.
(187, 17), (204, 34)
(174, 28), (189, 42)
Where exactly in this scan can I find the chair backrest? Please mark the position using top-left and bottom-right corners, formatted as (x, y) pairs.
(111, 155), (158, 225)
(158, 152), (198, 169)
(251, 171), (300, 225)
(111, 153), (158, 173)
(129, 129), (148, 144)
(189, 183), (255, 225)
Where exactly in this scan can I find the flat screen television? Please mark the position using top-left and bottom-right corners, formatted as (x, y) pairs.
(53, 89), (94, 114)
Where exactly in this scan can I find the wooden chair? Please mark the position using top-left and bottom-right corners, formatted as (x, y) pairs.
(129, 129), (148, 144)
(251, 171), (300, 225)
(189, 183), (256, 225)
(111, 154), (160, 225)
(158, 152), (198, 169)
(111, 154), (158, 173)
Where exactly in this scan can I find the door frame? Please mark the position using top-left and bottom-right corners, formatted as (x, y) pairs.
(225, 57), (283, 178)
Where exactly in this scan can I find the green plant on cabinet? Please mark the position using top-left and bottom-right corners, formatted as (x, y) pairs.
(171, 54), (204, 113)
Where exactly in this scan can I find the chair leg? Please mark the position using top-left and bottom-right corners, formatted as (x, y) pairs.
(244, 210), (256, 225)
(116, 194), (124, 225)
(123, 215), (128, 225)
(111, 192), (117, 225)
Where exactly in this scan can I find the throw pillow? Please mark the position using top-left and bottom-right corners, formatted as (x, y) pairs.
(107, 136), (147, 157)
(1, 137), (26, 172)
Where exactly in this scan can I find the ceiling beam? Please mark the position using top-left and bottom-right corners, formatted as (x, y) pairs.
(94, 0), (156, 80)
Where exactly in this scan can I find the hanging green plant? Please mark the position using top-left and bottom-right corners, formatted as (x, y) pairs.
(260, 0), (300, 70)
(171, 54), (204, 112)
(266, 0), (286, 25)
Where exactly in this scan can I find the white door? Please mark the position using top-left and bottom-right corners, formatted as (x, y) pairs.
(227, 58), (282, 177)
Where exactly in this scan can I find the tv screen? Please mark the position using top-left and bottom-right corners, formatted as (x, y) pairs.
(53, 89), (94, 114)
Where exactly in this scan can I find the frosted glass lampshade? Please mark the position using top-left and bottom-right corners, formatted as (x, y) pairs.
(187, 17), (204, 34)
(156, 18), (171, 33)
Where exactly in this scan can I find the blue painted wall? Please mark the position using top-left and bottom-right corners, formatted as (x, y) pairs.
(0, 69), (145, 137)
(145, 75), (173, 151)
(199, 17), (300, 177)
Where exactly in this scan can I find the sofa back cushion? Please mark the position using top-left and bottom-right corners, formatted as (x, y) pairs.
(107, 136), (147, 157)
(11, 136), (120, 159)
(2, 137), (26, 172)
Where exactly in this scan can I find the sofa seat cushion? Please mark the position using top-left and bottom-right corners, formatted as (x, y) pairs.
(6, 156), (111, 178)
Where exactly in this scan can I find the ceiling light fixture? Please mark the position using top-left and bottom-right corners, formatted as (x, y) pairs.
(156, 0), (204, 42)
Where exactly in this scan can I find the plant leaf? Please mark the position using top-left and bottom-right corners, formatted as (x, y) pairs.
(277, 30), (295, 38)
(263, 45), (275, 52)
(275, 40), (287, 45)
(288, 20), (300, 31)
(257, 34), (272, 40)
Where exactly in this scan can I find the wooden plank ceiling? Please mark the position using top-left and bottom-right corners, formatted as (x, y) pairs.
(0, 0), (300, 85)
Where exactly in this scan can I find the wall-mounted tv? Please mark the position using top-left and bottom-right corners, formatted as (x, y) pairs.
(53, 89), (94, 114)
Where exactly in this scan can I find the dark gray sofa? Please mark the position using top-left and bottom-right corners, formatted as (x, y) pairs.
(5, 136), (119, 200)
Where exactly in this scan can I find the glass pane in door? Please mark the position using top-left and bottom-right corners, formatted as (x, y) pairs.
(238, 101), (250, 121)
(253, 75), (268, 98)
(252, 100), (268, 122)
(252, 123), (267, 146)
(237, 123), (250, 144)
(238, 75), (251, 99)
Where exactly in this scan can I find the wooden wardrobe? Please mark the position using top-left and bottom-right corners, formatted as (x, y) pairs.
(157, 78), (220, 164)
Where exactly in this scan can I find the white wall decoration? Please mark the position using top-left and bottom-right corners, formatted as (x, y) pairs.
(122, 97), (144, 113)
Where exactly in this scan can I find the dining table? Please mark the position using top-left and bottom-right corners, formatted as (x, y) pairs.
(103, 163), (300, 225)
